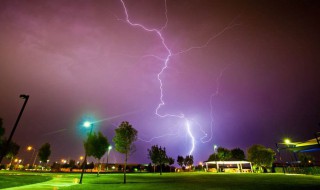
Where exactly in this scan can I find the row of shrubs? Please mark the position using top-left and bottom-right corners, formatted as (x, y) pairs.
(274, 166), (320, 175)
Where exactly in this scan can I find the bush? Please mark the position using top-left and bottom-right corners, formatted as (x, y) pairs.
(0, 164), (5, 170)
(275, 166), (320, 175)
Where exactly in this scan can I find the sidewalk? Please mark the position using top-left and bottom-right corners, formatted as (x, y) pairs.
(2, 174), (79, 190)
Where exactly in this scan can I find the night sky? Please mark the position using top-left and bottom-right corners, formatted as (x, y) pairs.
(1, 0), (320, 165)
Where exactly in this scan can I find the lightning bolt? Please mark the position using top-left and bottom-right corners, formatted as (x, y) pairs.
(173, 18), (240, 55)
(200, 65), (231, 143)
(138, 133), (177, 143)
(186, 120), (195, 155)
(120, 0), (183, 118)
(93, 110), (141, 124)
(119, 0), (239, 156)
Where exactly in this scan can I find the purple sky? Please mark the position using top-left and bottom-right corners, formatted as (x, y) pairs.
(1, 0), (320, 165)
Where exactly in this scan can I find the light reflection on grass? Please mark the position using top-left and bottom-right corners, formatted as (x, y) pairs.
(0, 171), (52, 189)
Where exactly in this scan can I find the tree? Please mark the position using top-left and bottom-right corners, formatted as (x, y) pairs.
(5, 141), (20, 170)
(113, 121), (137, 184)
(69, 159), (77, 171)
(184, 155), (194, 169)
(208, 147), (245, 161)
(208, 153), (219, 161)
(297, 153), (314, 166)
(84, 131), (109, 176)
(0, 119), (20, 168)
(247, 144), (275, 173)
(167, 157), (175, 172)
(0, 118), (5, 161)
(87, 161), (95, 171)
(177, 155), (184, 168)
(51, 162), (61, 172)
(148, 145), (168, 175)
(38, 143), (51, 164)
(231, 148), (245, 160)
(0, 118), (4, 138)
(217, 147), (231, 161)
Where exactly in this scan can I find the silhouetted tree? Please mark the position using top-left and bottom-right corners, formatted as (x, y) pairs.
(247, 144), (275, 173)
(118, 164), (123, 171)
(137, 164), (142, 172)
(208, 147), (245, 161)
(231, 148), (245, 160)
(5, 141), (20, 170)
(184, 155), (194, 169)
(167, 157), (175, 172)
(0, 119), (6, 161)
(177, 155), (184, 168)
(297, 153), (314, 166)
(208, 153), (219, 161)
(88, 161), (94, 171)
(84, 131), (109, 176)
(51, 162), (61, 172)
(148, 145), (168, 175)
(217, 147), (231, 161)
(113, 121), (137, 184)
(0, 119), (21, 166)
(62, 162), (69, 169)
(0, 118), (4, 138)
(69, 159), (76, 171)
(147, 163), (153, 172)
(38, 143), (51, 164)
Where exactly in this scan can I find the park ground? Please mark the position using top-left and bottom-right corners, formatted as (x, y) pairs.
(1, 171), (320, 190)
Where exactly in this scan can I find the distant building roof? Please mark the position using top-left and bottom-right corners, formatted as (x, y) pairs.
(277, 132), (320, 153)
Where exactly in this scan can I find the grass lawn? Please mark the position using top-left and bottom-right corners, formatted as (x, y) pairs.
(0, 171), (52, 189)
(1, 171), (320, 190)
(61, 172), (320, 190)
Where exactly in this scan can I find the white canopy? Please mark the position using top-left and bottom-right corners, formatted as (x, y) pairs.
(205, 161), (252, 173)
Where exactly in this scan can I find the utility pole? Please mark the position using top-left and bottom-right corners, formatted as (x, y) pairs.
(0, 94), (29, 164)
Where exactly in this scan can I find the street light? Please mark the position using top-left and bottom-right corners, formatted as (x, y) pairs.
(213, 145), (218, 153)
(79, 121), (94, 184)
(83, 121), (91, 128)
(106, 145), (112, 171)
(199, 162), (203, 171)
(0, 94), (29, 164)
(27, 146), (38, 168)
(284, 138), (291, 144)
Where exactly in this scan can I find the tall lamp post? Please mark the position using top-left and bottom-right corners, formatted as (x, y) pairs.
(79, 121), (93, 184)
(106, 145), (112, 171)
(27, 146), (38, 168)
(213, 145), (218, 153)
(0, 94), (29, 164)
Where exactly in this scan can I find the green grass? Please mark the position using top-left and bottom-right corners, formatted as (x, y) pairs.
(61, 172), (320, 190)
(1, 171), (320, 190)
(0, 171), (52, 189)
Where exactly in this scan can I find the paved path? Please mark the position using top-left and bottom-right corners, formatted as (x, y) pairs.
(2, 174), (79, 190)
